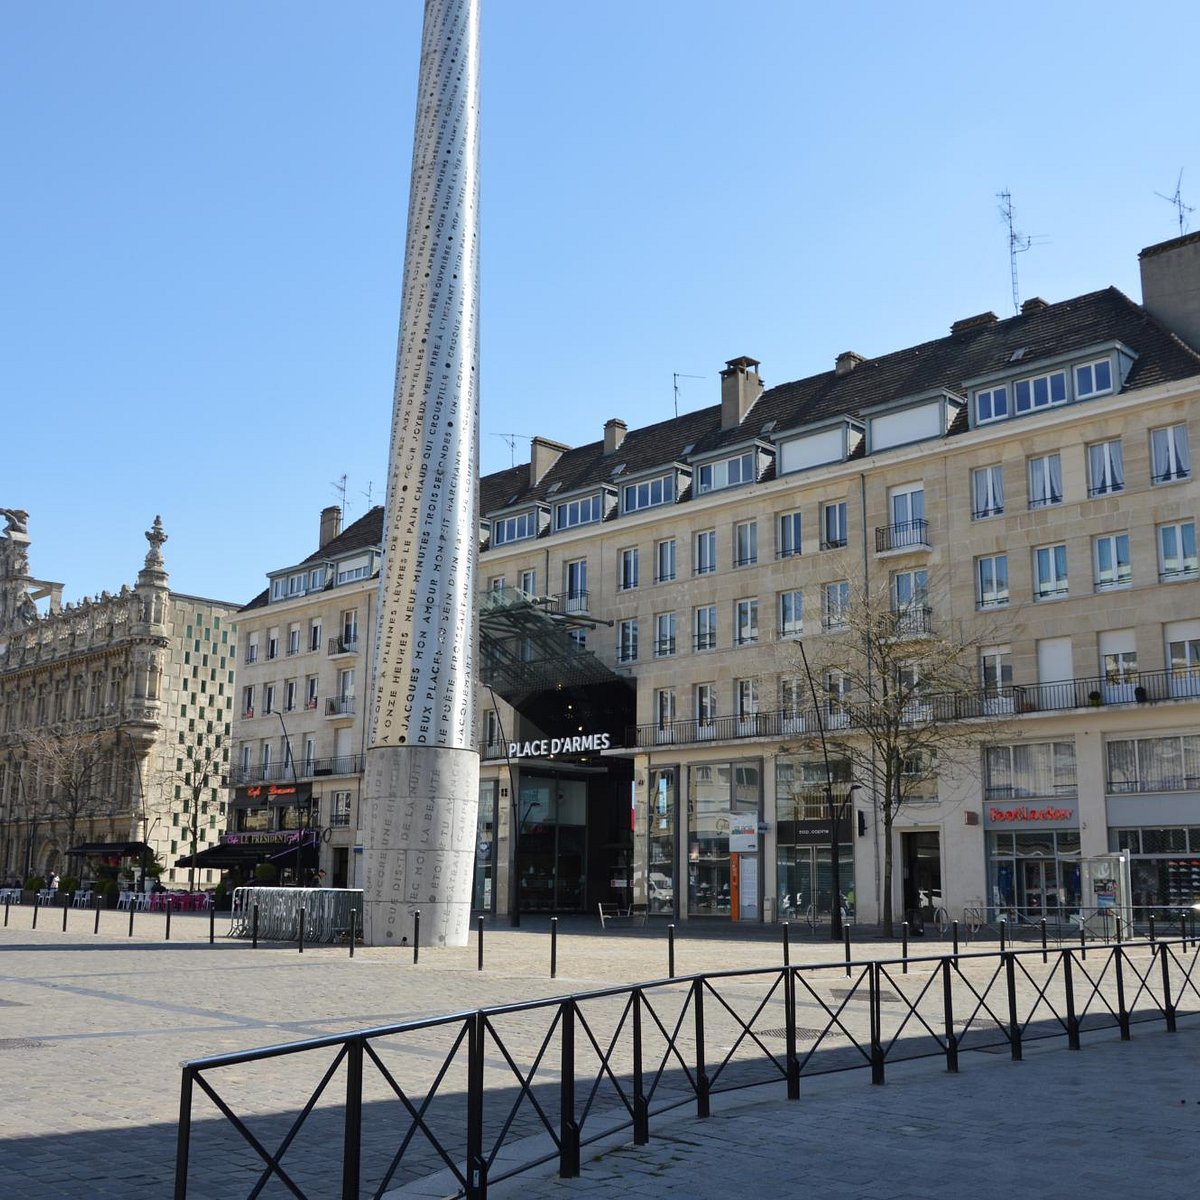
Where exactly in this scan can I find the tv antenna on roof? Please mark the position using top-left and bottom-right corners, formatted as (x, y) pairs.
(997, 190), (1035, 315)
(331, 473), (349, 516)
(673, 372), (705, 419)
(490, 432), (531, 468)
(1155, 170), (1194, 237)
(361, 481), (375, 510)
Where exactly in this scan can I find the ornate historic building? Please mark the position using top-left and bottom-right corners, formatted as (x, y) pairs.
(0, 514), (239, 887)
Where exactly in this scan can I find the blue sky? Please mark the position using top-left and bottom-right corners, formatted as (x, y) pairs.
(3, 1), (1198, 606)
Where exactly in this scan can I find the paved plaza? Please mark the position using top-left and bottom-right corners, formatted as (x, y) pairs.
(0, 905), (1196, 1197)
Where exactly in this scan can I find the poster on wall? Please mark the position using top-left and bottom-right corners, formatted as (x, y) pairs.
(729, 819), (758, 854)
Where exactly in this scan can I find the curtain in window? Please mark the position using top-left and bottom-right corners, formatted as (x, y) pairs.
(973, 467), (1003, 516)
(1106, 740), (1137, 792)
(1089, 442), (1124, 493)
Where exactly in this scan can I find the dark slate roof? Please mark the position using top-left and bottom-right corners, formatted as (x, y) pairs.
(480, 288), (1200, 516)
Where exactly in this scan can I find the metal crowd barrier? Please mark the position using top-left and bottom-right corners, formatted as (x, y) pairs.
(175, 934), (1200, 1199)
(228, 887), (363, 944)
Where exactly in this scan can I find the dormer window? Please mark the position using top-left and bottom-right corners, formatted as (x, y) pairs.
(554, 493), (603, 531)
(976, 385), (1009, 424)
(1014, 368), (1067, 414)
(622, 473), (675, 514)
(1074, 358), (1113, 399)
(493, 510), (537, 545)
(696, 452), (755, 495)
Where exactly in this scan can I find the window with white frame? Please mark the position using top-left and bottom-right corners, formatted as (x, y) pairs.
(1028, 454), (1063, 508)
(780, 677), (805, 718)
(697, 451), (755, 494)
(303, 736), (315, 775)
(287, 625), (301, 655)
(1152, 424), (1191, 484)
(980, 646), (1013, 695)
(493, 511), (538, 545)
(1099, 629), (1137, 687)
(520, 568), (537, 595)
(1159, 521), (1198, 581)
(654, 612), (676, 656)
(271, 579), (286, 601)
(820, 501), (848, 549)
(695, 683), (717, 726)
(655, 538), (676, 583)
(777, 511), (802, 558)
(1107, 735), (1200, 794)
(654, 687), (676, 728)
(623, 473), (675, 513)
(1167, 621), (1200, 681)
(1074, 358), (1113, 399)
(487, 575), (506, 593)
(822, 581), (850, 630)
(694, 605), (717, 651)
(694, 529), (717, 575)
(263, 684), (276, 715)
(1087, 440), (1124, 497)
(341, 609), (358, 646)
(261, 742), (273, 773)
(284, 680), (297, 712)
(242, 685), (254, 718)
(975, 384), (1009, 424)
(308, 567), (325, 590)
(984, 741), (1076, 800)
(267, 628), (279, 660)
(240, 744), (252, 774)
(336, 557), (372, 584)
(972, 465), (1004, 518)
(892, 568), (928, 611)
(617, 619), (639, 663)
(1093, 533), (1131, 591)
(565, 559), (588, 611)
(825, 670), (850, 722)
(1033, 544), (1069, 599)
(329, 790), (352, 827)
(287, 573), (303, 596)
(619, 547), (640, 591)
(734, 598), (759, 645)
(305, 676), (318, 708)
(308, 620), (321, 653)
(778, 590), (803, 636)
(1014, 368), (1067, 413)
(734, 521), (758, 567)
(889, 483), (925, 536)
(554, 493), (603, 531)
(246, 633), (259, 664)
(736, 678), (759, 722)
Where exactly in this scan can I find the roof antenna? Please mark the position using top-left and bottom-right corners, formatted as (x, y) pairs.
(997, 190), (1034, 315)
(1155, 170), (1194, 237)
(672, 372), (705, 419)
(489, 432), (529, 467)
(361, 481), (375, 510)
(331, 473), (349, 517)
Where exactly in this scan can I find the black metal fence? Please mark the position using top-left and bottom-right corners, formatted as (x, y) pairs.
(175, 936), (1200, 1199)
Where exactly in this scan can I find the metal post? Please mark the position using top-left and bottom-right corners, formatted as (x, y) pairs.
(1114, 944), (1130, 1040)
(999, 917), (1006, 953)
(476, 915), (483, 971)
(632, 990), (649, 1143)
(1062, 947), (1080, 1049)
(784, 966), (799, 1100)
(782, 920), (790, 966)
(1080, 919), (1086, 961)
(559, 999), (579, 1176)
(128, 901), (134, 938)
(942, 958), (958, 1073)
(174, 1067), (194, 1200)
(1149, 912), (1156, 944)
(61, 901), (68, 933)
(413, 910), (420, 964)
(668, 923), (675, 979)
(94, 896), (100, 936)
(1116, 914), (1123, 945)
(550, 916), (558, 979)
(208, 905), (214, 945)
(349, 909), (357, 958)
(953, 920), (960, 963)
(165, 899), (171, 942)
(298, 906), (305, 954)
(844, 925), (851, 978)
(342, 1036), (363, 1200)
(252, 902), (259, 949)
(466, 1013), (486, 1198)
(3, 899), (7, 927)
(1005, 951), (1022, 1061)
(693, 977), (710, 1118)
(902, 921), (908, 974)
(1041, 918), (1048, 964)
(32, 895), (39, 930)
(1160, 942), (1177, 1032)
(869, 962), (885, 1084)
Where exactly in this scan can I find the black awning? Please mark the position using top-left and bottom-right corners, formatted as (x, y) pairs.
(68, 841), (150, 857)
(174, 844), (268, 869)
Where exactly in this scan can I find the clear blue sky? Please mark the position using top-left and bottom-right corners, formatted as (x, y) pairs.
(4, 1), (1198, 606)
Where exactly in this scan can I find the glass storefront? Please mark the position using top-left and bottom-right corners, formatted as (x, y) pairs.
(1111, 826), (1200, 908)
(687, 760), (760, 917)
(473, 780), (497, 912)
(775, 754), (854, 919)
(517, 775), (587, 911)
(647, 766), (677, 915)
(987, 830), (1081, 921)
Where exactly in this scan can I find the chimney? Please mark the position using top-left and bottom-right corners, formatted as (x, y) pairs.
(720, 356), (763, 430)
(319, 506), (342, 548)
(950, 311), (999, 335)
(835, 351), (864, 377)
(603, 418), (627, 455)
(1020, 297), (1048, 314)
(1140, 231), (1200, 352)
(530, 436), (569, 486)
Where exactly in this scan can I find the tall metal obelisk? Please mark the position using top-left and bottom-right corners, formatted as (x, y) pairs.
(363, 0), (480, 948)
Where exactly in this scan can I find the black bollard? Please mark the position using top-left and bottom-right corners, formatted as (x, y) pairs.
(550, 916), (558, 979)
(668, 923), (675, 979)
(782, 921), (790, 967)
(3, 899), (8, 928)
(94, 896), (101, 936)
(349, 908), (357, 958)
(1116, 915), (1123, 945)
(1149, 912), (1156, 944)
(128, 901), (134, 938)
(843, 926), (851, 978)
(61, 901), (68, 932)
(413, 910), (420, 964)
(477, 915), (484, 971)
(953, 920), (960, 962)
(1041, 918), (1048, 963)
(1000, 918), (1007, 953)
(1079, 920), (1086, 961)
(32, 896), (39, 930)
(209, 904), (215, 945)
(165, 899), (172, 942)
(902, 921), (909, 974)
(298, 906), (305, 954)
(252, 902), (259, 949)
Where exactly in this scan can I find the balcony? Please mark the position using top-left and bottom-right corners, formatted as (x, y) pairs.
(545, 590), (590, 616)
(328, 635), (358, 657)
(325, 697), (356, 718)
(233, 753), (364, 786)
(875, 519), (930, 554)
(889, 605), (933, 638)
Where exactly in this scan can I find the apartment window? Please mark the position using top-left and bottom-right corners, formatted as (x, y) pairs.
(1107, 735), (1200, 794)
(284, 680), (297, 712)
(245, 634), (259, 664)
(976, 385), (1009, 424)
(341, 610), (358, 647)
(697, 452), (755, 494)
(1087, 440), (1124, 497)
(287, 573), (303, 596)
(825, 670), (850, 724)
(261, 742), (273, 773)
(736, 678), (760, 722)
(734, 598), (759, 646)
(695, 683), (717, 727)
(694, 529), (717, 576)
(308, 567), (325, 590)
(271, 579), (286, 601)
(565, 559), (588, 611)
(892, 568), (928, 611)
(734, 521), (758, 568)
(554, 493), (603, 530)
(329, 791), (352, 827)
(1101, 638), (1138, 688)
(520, 569), (537, 595)
(655, 538), (677, 583)
(694, 605), (717, 651)
(308, 620), (322, 653)
(303, 737), (315, 775)
(1033, 544), (1069, 600)
(242, 686), (254, 718)
(305, 676), (318, 709)
(977, 554), (1009, 608)
(617, 619), (639, 664)
(1075, 358), (1113, 399)
(264, 684), (276, 715)
(336, 558), (372, 584)
(1028, 454), (1062, 508)
(1093, 533), (1131, 591)
(777, 511), (802, 558)
(338, 669), (354, 702)
(623, 473), (675, 513)
(820, 501), (848, 550)
(780, 677), (805, 718)
(778, 590), (803, 637)
(822, 581), (850, 630)
(1014, 368), (1067, 413)
(1159, 521), (1198, 581)
(267, 628), (279, 660)
(568, 629), (587, 650)
(654, 612), (677, 657)
(984, 741), (1076, 800)
(240, 744), (252, 774)
(654, 687), (676, 729)
(889, 483), (925, 535)
(1167, 623), (1200, 679)
(619, 548), (640, 591)
(493, 511), (537, 545)
(488, 576), (506, 594)
(1152, 424), (1191, 484)
(980, 646), (1013, 695)
(971, 466), (1004, 519)
(287, 625), (301, 656)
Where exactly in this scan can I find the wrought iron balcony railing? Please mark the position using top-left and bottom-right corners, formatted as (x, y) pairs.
(875, 518), (930, 553)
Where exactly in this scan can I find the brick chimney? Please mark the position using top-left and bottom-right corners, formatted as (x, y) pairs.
(319, 506), (342, 549)
(603, 419), (627, 455)
(720, 356), (763, 430)
(835, 351), (864, 376)
(530, 436), (569, 486)
(1140, 231), (1200, 353)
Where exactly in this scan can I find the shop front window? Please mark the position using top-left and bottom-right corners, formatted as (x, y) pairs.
(1111, 826), (1200, 909)
(517, 776), (587, 911)
(647, 767), (677, 915)
(988, 830), (1081, 921)
(687, 760), (760, 917)
(474, 780), (497, 911)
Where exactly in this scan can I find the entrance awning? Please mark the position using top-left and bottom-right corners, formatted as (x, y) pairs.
(174, 844), (266, 869)
(68, 841), (150, 858)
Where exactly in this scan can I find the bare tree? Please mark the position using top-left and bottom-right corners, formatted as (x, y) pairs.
(788, 575), (1013, 936)
(154, 725), (228, 890)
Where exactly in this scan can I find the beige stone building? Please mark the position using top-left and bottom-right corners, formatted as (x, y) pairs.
(0, 514), (239, 889)
(475, 231), (1200, 930)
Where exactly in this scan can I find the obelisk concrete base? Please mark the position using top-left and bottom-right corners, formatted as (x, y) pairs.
(362, 744), (480, 948)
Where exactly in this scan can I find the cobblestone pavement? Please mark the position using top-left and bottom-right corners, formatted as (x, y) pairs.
(0, 905), (1194, 1197)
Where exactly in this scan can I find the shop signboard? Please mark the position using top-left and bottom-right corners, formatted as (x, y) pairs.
(729, 819), (758, 853)
(982, 803), (1075, 830)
